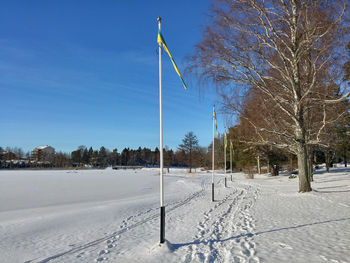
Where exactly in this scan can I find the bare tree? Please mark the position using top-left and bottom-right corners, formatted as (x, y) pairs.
(189, 0), (348, 192)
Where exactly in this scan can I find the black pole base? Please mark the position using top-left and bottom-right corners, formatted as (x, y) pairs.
(231, 174), (233, 182)
(160, 206), (165, 243)
(225, 177), (227, 187)
(212, 183), (214, 202)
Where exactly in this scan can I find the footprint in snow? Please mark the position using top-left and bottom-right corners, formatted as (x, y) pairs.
(98, 249), (110, 256)
(278, 242), (293, 250)
(95, 257), (107, 262)
(233, 255), (245, 263)
(106, 243), (115, 249)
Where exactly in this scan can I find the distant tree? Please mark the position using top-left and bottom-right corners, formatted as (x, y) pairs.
(13, 147), (24, 159)
(25, 151), (31, 160)
(0, 147), (3, 166)
(164, 146), (174, 172)
(153, 147), (160, 166)
(71, 149), (81, 165)
(121, 148), (130, 165)
(335, 114), (350, 167)
(208, 137), (225, 170)
(135, 147), (143, 165)
(53, 152), (70, 167)
(78, 145), (86, 153)
(174, 149), (186, 167)
(71, 145), (86, 166)
(98, 146), (108, 167)
(141, 147), (152, 166)
(193, 146), (208, 168)
(88, 147), (94, 163)
(265, 148), (288, 176)
(82, 148), (89, 164)
(178, 132), (199, 173)
(108, 148), (119, 166)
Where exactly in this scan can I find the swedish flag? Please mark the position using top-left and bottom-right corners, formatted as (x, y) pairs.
(157, 30), (187, 90)
(214, 108), (219, 137)
(225, 130), (228, 149)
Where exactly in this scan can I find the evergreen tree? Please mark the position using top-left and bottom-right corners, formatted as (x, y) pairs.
(121, 148), (130, 165)
(109, 148), (119, 166)
(178, 132), (199, 173)
(153, 147), (160, 166)
(88, 147), (94, 164)
(98, 146), (108, 167)
(82, 148), (89, 164)
(71, 150), (81, 165)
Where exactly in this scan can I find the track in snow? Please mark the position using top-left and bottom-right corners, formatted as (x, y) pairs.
(34, 182), (206, 263)
(176, 183), (260, 263)
(31, 179), (261, 263)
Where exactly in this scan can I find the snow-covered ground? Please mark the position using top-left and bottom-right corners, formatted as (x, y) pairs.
(0, 167), (349, 263)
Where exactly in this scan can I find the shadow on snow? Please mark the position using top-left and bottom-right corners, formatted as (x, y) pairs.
(171, 217), (350, 250)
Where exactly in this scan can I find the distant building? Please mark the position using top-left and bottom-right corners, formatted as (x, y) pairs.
(1, 151), (16, 160)
(32, 145), (55, 161)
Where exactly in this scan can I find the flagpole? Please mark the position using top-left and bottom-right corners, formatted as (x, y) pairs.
(157, 16), (165, 244)
(224, 127), (226, 175)
(230, 139), (233, 182)
(212, 104), (215, 202)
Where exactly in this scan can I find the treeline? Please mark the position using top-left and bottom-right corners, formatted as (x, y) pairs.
(71, 146), (161, 167)
(0, 132), (210, 169)
(71, 143), (209, 168)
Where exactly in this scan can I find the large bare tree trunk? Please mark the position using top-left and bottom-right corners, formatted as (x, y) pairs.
(297, 143), (312, 192)
(308, 155), (313, 182)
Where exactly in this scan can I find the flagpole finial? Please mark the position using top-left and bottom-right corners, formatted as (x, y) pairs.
(157, 17), (162, 22)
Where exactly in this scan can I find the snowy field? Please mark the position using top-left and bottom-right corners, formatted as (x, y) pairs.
(0, 167), (349, 263)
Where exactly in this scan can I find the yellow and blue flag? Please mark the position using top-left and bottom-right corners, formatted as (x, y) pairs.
(214, 107), (219, 137)
(157, 30), (187, 90)
(225, 130), (228, 149)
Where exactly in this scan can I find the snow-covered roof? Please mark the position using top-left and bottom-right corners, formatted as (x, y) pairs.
(33, 145), (54, 150)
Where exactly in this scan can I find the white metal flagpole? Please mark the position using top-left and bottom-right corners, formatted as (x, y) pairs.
(224, 128), (227, 187)
(224, 127), (226, 175)
(212, 104), (215, 202)
(157, 17), (165, 244)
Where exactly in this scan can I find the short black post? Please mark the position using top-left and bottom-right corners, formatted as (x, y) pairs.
(160, 206), (165, 243)
(225, 177), (227, 187)
(231, 174), (233, 182)
(212, 183), (214, 202)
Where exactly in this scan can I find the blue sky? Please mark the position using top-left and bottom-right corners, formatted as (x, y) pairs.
(0, 0), (226, 153)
